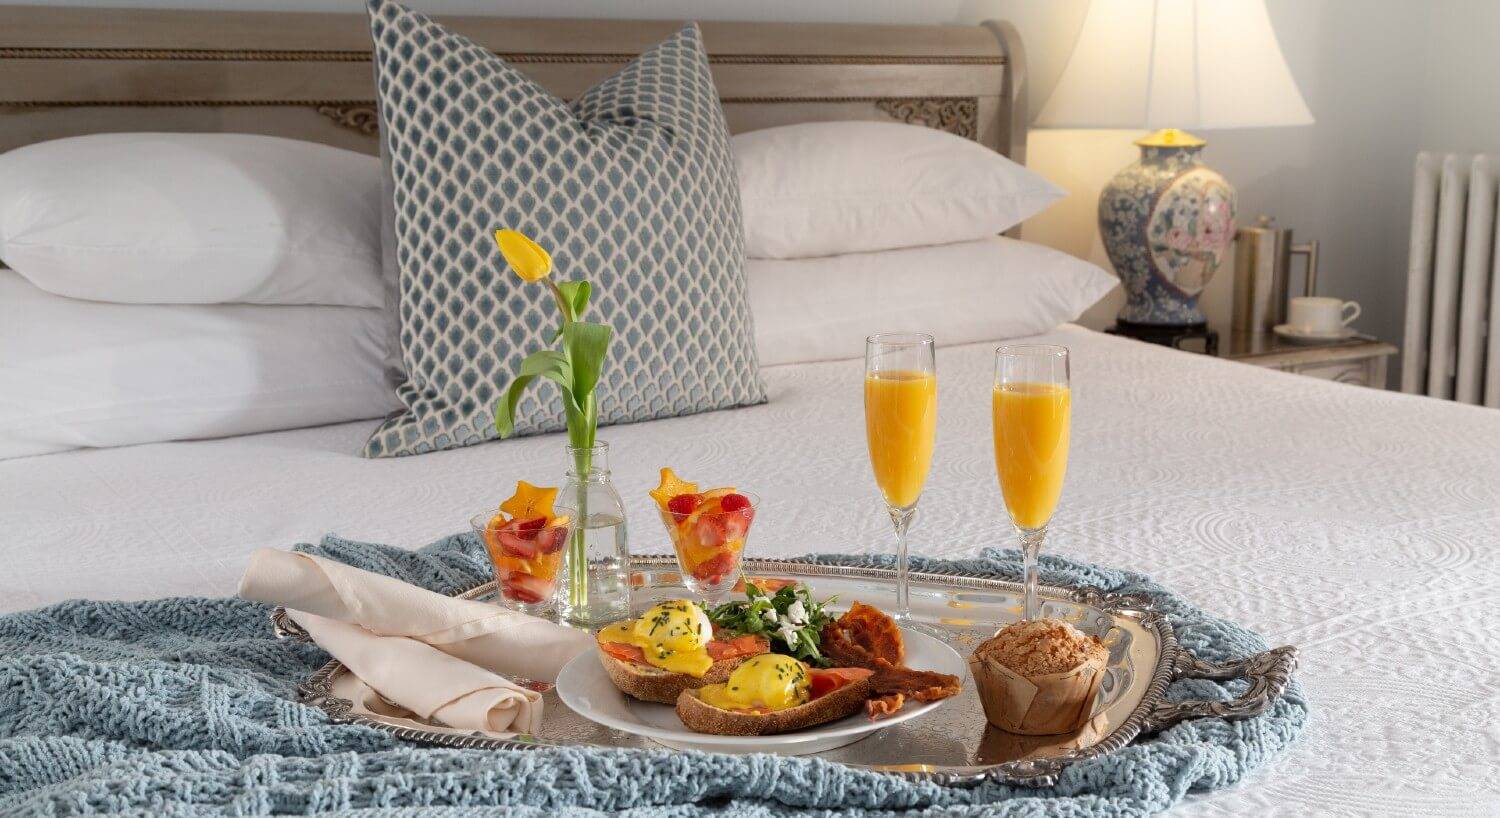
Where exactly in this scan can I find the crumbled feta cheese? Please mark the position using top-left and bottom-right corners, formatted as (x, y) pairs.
(777, 623), (799, 648)
(786, 600), (808, 625)
(761, 607), (778, 624)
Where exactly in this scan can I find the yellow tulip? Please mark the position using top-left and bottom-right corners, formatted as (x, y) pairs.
(494, 229), (552, 282)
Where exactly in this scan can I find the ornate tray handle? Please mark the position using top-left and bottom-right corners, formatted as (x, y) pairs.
(271, 606), (309, 641)
(1141, 645), (1299, 734)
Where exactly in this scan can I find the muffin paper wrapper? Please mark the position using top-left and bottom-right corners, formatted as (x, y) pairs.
(969, 652), (1105, 736)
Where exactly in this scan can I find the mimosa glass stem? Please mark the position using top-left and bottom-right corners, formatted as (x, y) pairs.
(1018, 526), (1046, 620)
(888, 506), (916, 620)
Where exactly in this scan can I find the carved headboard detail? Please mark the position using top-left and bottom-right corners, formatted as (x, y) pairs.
(312, 96), (979, 141)
(0, 8), (1025, 161)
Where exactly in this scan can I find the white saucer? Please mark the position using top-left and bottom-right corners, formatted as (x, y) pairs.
(1273, 324), (1358, 343)
(555, 628), (966, 755)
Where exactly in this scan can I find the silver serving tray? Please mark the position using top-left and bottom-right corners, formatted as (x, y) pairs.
(274, 556), (1297, 787)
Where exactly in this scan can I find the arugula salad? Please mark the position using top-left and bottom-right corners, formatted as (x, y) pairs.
(705, 582), (837, 666)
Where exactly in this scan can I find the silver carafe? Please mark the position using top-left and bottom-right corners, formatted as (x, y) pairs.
(1232, 216), (1320, 334)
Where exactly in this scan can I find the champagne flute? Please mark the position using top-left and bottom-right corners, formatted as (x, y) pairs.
(992, 345), (1071, 621)
(864, 333), (937, 622)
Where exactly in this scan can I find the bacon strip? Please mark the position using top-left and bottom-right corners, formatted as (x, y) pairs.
(821, 601), (905, 667)
(865, 692), (905, 720)
(820, 603), (962, 719)
(869, 659), (962, 702)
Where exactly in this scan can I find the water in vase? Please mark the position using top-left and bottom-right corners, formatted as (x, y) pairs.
(559, 512), (631, 627)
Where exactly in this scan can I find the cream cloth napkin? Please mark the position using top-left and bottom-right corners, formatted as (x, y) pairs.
(238, 548), (595, 736)
(295, 612), (544, 735)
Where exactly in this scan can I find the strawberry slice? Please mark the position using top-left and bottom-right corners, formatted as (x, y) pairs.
(808, 667), (874, 699)
(692, 550), (738, 585)
(497, 520), (541, 559)
(502, 572), (554, 604)
(535, 525), (568, 555)
(722, 508), (752, 541)
(600, 641), (648, 665)
(693, 514), (728, 548)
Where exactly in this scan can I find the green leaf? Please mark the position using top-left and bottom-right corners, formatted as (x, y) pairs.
(494, 374), (535, 439)
(520, 348), (573, 393)
(563, 397), (589, 447)
(557, 280), (591, 320)
(495, 350), (575, 439)
(563, 321), (612, 399)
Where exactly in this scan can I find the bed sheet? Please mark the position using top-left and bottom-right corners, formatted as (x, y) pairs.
(3, 324), (1498, 815)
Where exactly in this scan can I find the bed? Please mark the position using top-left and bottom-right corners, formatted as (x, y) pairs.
(2, 6), (1498, 816)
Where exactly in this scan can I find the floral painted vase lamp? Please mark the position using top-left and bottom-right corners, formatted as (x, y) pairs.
(1035, 0), (1313, 348)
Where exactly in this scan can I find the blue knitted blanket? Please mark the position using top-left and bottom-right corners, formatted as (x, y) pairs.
(0, 534), (1306, 816)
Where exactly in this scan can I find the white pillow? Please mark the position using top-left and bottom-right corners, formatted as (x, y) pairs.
(0, 133), (383, 307)
(747, 237), (1117, 367)
(733, 121), (1064, 259)
(0, 271), (399, 459)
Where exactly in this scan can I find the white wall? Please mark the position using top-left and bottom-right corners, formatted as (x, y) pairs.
(1417, 0), (1500, 156)
(15, 0), (1496, 380)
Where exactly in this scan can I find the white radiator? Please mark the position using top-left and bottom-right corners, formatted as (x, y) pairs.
(1403, 152), (1500, 403)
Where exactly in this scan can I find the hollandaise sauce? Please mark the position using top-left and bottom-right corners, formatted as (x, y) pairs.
(698, 654), (810, 712)
(598, 600), (715, 677)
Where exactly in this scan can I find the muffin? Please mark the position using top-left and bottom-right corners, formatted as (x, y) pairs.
(969, 618), (1108, 735)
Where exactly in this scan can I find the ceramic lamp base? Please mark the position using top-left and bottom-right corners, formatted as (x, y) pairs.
(1098, 130), (1236, 327)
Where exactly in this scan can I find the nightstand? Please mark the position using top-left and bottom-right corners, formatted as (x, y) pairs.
(1217, 331), (1397, 388)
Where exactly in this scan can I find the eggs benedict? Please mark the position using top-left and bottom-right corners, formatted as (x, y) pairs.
(598, 600), (716, 676)
(697, 654), (810, 712)
(596, 600), (769, 704)
(676, 658), (874, 736)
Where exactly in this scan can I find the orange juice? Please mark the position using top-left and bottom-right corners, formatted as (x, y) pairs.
(992, 382), (1071, 529)
(864, 370), (937, 508)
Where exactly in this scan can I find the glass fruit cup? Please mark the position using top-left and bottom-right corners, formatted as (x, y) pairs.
(657, 491), (758, 604)
(471, 511), (572, 617)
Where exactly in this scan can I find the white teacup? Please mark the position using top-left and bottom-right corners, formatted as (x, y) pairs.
(1288, 296), (1360, 334)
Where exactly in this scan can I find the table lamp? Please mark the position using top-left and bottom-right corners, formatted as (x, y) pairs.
(1035, 0), (1313, 342)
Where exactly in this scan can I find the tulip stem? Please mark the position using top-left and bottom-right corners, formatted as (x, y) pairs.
(545, 279), (572, 327)
(568, 444), (591, 621)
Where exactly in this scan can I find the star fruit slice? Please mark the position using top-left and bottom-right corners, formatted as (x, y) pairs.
(499, 480), (559, 522)
(649, 467), (699, 511)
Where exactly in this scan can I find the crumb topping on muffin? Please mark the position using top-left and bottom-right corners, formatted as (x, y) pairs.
(976, 618), (1107, 676)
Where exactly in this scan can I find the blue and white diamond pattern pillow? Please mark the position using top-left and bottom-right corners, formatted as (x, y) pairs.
(364, 0), (765, 457)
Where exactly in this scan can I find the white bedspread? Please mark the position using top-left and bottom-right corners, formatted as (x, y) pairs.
(3, 324), (1497, 815)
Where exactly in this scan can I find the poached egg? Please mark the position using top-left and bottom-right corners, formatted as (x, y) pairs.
(697, 654), (810, 712)
(598, 600), (715, 677)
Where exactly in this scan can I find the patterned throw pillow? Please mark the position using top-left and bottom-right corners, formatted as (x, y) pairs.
(363, 0), (765, 457)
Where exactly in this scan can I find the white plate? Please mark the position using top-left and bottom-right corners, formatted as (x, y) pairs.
(1273, 323), (1358, 342)
(555, 628), (967, 755)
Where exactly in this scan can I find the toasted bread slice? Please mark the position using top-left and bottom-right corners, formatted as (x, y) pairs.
(598, 648), (759, 704)
(674, 674), (873, 735)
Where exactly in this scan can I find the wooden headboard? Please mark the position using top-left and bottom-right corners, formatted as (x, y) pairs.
(0, 6), (1027, 161)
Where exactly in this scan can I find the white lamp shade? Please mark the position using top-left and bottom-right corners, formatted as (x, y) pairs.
(1035, 0), (1313, 130)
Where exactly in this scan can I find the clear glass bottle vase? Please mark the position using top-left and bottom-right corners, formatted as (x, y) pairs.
(556, 442), (632, 628)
